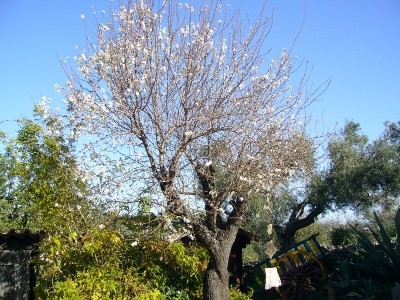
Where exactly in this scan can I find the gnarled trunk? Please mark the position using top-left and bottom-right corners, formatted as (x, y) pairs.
(203, 251), (230, 300)
(201, 226), (239, 300)
(275, 203), (324, 250)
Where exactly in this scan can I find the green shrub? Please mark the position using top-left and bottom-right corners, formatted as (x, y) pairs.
(330, 207), (400, 299)
(35, 223), (207, 299)
(51, 266), (161, 300)
(128, 239), (208, 299)
(229, 288), (253, 300)
(349, 209), (400, 282)
(329, 259), (389, 300)
(330, 226), (357, 247)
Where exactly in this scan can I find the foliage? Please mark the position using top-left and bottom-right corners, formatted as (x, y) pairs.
(36, 226), (162, 299)
(242, 182), (310, 251)
(261, 120), (400, 250)
(330, 207), (400, 299)
(0, 118), (88, 232)
(295, 221), (332, 247)
(349, 208), (400, 282)
(326, 121), (400, 210)
(127, 239), (208, 299)
(229, 288), (253, 300)
(330, 226), (357, 247)
(49, 263), (160, 300)
(330, 259), (389, 300)
(36, 224), (207, 299)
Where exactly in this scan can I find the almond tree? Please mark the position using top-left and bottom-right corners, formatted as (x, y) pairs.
(53, 1), (324, 298)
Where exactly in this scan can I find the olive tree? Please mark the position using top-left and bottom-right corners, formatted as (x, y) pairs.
(273, 121), (400, 250)
(50, 1), (323, 298)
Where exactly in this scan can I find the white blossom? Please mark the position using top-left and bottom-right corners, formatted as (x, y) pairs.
(59, 1), (324, 279)
(184, 131), (194, 139)
(54, 84), (62, 93)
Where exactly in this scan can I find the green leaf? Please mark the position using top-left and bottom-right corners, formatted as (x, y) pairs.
(373, 212), (400, 273)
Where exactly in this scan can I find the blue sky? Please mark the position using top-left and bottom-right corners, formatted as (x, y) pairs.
(0, 0), (399, 140)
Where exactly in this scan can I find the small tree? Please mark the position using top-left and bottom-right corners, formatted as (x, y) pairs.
(51, 1), (324, 298)
(0, 118), (88, 232)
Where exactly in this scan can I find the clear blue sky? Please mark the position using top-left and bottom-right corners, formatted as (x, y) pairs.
(0, 0), (399, 140)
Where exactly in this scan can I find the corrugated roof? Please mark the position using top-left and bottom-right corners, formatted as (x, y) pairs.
(0, 229), (45, 250)
(0, 229), (45, 239)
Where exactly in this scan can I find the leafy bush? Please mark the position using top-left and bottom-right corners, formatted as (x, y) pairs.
(127, 239), (208, 299)
(36, 227), (208, 299)
(330, 226), (357, 247)
(35, 225), (149, 299)
(51, 266), (162, 300)
(330, 259), (389, 300)
(349, 209), (400, 282)
(330, 206), (400, 299)
(229, 287), (253, 300)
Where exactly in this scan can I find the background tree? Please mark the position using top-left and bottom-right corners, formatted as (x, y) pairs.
(270, 121), (400, 250)
(48, 1), (325, 298)
(241, 181), (306, 261)
(0, 118), (89, 232)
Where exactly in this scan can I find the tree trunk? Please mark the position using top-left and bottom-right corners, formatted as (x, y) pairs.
(276, 205), (323, 250)
(203, 255), (230, 300)
(276, 226), (296, 250)
(201, 226), (239, 300)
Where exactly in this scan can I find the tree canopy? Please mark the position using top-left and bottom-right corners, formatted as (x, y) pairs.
(38, 1), (326, 298)
(268, 121), (400, 249)
(0, 118), (88, 232)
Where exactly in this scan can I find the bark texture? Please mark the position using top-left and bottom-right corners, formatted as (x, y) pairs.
(200, 225), (239, 300)
(275, 203), (323, 250)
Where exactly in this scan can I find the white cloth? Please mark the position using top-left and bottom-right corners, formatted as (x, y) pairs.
(265, 267), (282, 290)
